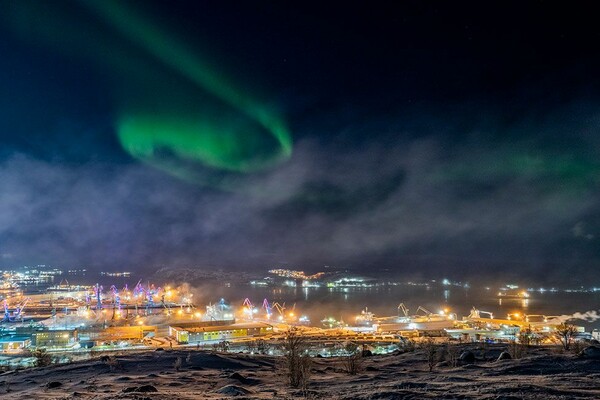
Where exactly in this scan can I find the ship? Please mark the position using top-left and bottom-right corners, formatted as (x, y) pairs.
(496, 289), (530, 299)
(350, 305), (456, 332)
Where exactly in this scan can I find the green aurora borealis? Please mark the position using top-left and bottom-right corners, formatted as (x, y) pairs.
(81, 0), (292, 177)
(4, 0), (292, 186)
(3, 1), (600, 280)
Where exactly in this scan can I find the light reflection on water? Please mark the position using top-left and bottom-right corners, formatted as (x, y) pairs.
(193, 284), (600, 329)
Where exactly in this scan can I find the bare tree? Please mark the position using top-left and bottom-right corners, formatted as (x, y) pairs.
(401, 339), (416, 352)
(174, 356), (182, 372)
(422, 338), (438, 372)
(519, 327), (533, 346)
(342, 342), (363, 375)
(443, 342), (460, 367)
(256, 339), (271, 354)
(283, 329), (312, 390)
(213, 340), (230, 352)
(570, 338), (589, 354)
(507, 340), (526, 359)
(105, 356), (121, 371)
(245, 341), (257, 353)
(31, 348), (52, 367)
(555, 323), (578, 351)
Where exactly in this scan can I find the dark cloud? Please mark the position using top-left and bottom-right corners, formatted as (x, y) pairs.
(1, 102), (599, 285)
(2, 1), (600, 285)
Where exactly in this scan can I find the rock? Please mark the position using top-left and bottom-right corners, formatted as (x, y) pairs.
(123, 385), (158, 393)
(216, 384), (253, 396)
(228, 372), (259, 386)
(46, 381), (62, 389)
(581, 345), (600, 359)
(137, 385), (158, 392)
(229, 372), (245, 381)
(99, 355), (111, 362)
(362, 349), (373, 357)
(229, 372), (250, 384)
(436, 361), (449, 368)
(497, 351), (512, 361)
(459, 350), (475, 364)
(365, 366), (379, 371)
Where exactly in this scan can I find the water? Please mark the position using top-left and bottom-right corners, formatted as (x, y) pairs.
(191, 284), (600, 330)
(36, 275), (600, 330)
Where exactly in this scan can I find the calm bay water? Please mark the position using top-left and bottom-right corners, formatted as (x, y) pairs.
(59, 274), (600, 330)
(193, 284), (600, 330)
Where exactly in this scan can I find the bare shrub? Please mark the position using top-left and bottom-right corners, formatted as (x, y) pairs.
(283, 329), (312, 390)
(32, 348), (52, 367)
(400, 338), (416, 352)
(443, 342), (460, 367)
(571, 339), (589, 354)
(212, 341), (230, 352)
(555, 323), (578, 351)
(508, 340), (526, 359)
(519, 328), (533, 346)
(245, 341), (257, 353)
(256, 339), (271, 354)
(174, 356), (182, 371)
(105, 356), (121, 371)
(478, 340), (489, 358)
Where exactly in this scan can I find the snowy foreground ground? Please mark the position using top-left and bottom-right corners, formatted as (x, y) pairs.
(1, 345), (599, 399)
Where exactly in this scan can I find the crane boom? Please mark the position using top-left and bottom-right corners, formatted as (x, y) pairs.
(397, 303), (409, 318)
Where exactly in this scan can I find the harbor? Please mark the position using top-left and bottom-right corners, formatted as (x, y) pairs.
(1, 271), (598, 369)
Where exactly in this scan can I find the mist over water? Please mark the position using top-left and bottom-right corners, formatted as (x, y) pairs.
(156, 283), (600, 330)
(34, 270), (600, 331)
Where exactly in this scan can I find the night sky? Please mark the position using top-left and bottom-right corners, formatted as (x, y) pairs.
(1, 1), (600, 283)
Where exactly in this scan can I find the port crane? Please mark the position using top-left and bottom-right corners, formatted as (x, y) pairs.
(468, 307), (494, 319)
(415, 306), (432, 317)
(262, 298), (272, 319)
(93, 283), (103, 310)
(205, 302), (218, 321)
(397, 303), (409, 318)
(242, 298), (254, 319)
(142, 284), (162, 315)
(133, 280), (144, 298)
(110, 285), (122, 320)
(271, 302), (290, 321)
(2, 298), (30, 322)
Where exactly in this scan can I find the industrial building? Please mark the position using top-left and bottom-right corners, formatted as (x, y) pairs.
(0, 335), (31, 353)
(78, 325), (157, 346)
(169, 322), (272, 344)
(32, 329), (77, 348)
